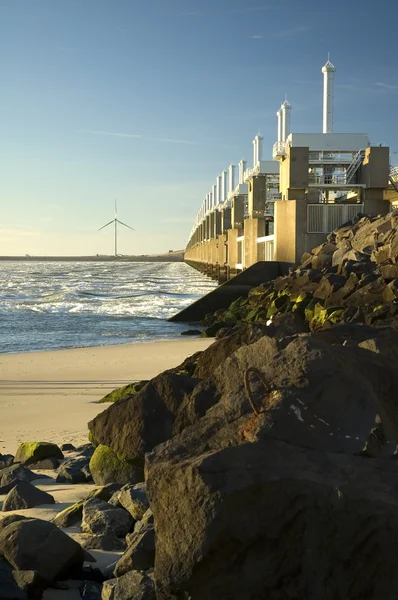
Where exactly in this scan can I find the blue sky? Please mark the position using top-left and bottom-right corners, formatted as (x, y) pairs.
(1, 0), (397, 255)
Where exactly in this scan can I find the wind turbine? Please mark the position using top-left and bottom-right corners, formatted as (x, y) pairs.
(98, 200), (134, 257)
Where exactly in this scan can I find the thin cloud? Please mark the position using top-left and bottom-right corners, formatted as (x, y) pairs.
(83, 130), (197, 145)
(248, 35), (264, 39)
(375, 82), (398, 91)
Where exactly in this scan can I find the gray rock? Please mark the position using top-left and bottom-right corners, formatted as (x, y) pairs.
(82, 498), (133, 538)
(0, 518), (83, 582)
(75, 444), (95, 459)
(52, 484), (121, 528)
(27, 457), (60, 470)
(0, 455), (14, 471)
(114, 525), (155, 576)
(60, 444), (76, 452)
(2, 482), (55, 512)
(56, 455), (90, 484)
(118, 483), (149, 521)
(88, 371), (197, 464)
(0, 465), (37, 487)
(76, 534), (126, 552)
(56, 465), (87, 484)
(101, 571), (155, 600)
(132, 509), (153, 534)
(79, 581), (102, 600)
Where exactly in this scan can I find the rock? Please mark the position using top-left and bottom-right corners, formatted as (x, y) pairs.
(75, 534), (126, 552)
(89, 445), (143, 487)
(180, 329), (201, 336)
(194, 324), (268, 379)
(82, 498), (134, 538)
(98, 381), (149, 405)
(0, 465), (38, 487)
(114, 525), (155, 576)
(147, 433), (398, 600)
(0, 455), (14, 470)
(88, 371), (198, 464)
(0, 518), (83, 582)
(52, 484), (121, 528)
(201, 320), (232, 337)
(117, 483), (149, 521)
(14, 443), (63, 466)
(79, 581), (102, 600)
(132, 509), (154, 534)
(101, 571), (155, 600)
(28, 457), (60, 470)
(60, 444), (76, 452)
(142, 323), (398, 599)
(56, 465), (87, 484)
(12, 570), (44, 600)
(74, 444), (96, 459)
(0, 558), (26, 600)
(2, 482), (55, 512)
(0, 515), (28, 534)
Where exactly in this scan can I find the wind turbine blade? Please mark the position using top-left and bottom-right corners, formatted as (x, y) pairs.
(114, 198), (117, 219)
(116, 219), (135, 231)
(98, 219), (115, 231)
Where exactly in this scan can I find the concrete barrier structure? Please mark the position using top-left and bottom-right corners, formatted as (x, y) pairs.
(184, 60), (397, 282)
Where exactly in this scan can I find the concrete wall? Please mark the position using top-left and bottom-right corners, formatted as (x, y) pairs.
(244, 217), (266, 268)
(274, 199), (325, 264)
(170, 261), (290, 322)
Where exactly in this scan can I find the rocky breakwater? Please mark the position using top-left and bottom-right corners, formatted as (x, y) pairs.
(87, 323), (398, 595)
(201, 211), (398, 336)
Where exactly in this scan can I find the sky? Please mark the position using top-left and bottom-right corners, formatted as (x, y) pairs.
(1, 0), (398, 256)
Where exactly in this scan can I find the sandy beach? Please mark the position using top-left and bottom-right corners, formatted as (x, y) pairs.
(0, 338), (213, 455)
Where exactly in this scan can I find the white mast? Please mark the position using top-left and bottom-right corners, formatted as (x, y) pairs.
(277, 108), (283, 142)
(281, 99), (291, 141)
(322, 57), (336, 133)
(229, 164), (236, 193)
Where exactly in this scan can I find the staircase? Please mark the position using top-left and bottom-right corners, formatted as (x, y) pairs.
(390, 165), (398, 193)
(345, 149), (365, 184)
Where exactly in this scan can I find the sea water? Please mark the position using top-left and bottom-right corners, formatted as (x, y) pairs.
(0, 261), (217, 354)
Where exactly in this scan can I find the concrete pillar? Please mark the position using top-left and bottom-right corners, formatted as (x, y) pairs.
(231, 195), (245, 228)
(222, 171), (228, 203)
(215, 210), (222, 236)
(229, 165), (236, 194)
(216, 176), (222, 205)
(222, 207), (232, 232)
(239, 160), (247, 184)
(247, 174), (267, 218)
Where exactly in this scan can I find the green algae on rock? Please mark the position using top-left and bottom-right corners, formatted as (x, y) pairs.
(98, 380), (149, 404)
(89, 445), (144, 486)
(14, 442), (63, 466)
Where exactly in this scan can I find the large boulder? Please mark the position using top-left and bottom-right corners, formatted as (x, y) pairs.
(89, 445), (143, 486)
(88, 371), (197, 464)
(2, 482), (55, 512)
(144, 325), (398, 598)
(102, 571), (155, 600)
(14, 443), (63, 466)
(0, 518), (83, 582)
(81, 498), (134, 538)
(0, 558), (26, 600)
(148, 437), (398, 600)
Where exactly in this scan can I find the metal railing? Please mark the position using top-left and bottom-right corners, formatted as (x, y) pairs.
(307, 203), (364, 234)
(272, 141), (288, 158)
